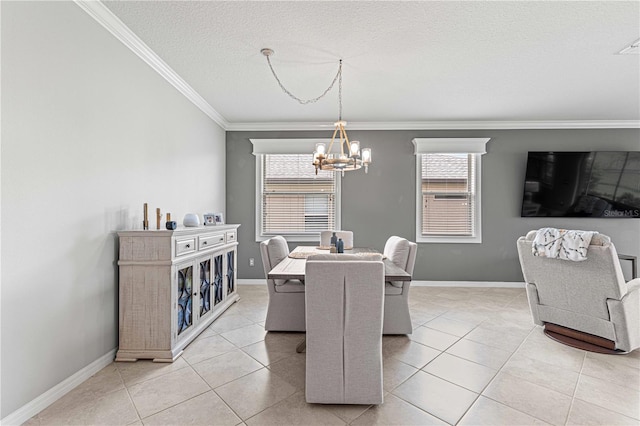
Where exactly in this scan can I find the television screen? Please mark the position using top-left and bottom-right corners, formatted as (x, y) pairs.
(521, 151), (640, 218)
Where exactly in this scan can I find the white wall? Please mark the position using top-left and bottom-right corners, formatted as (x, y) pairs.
(1, 1), (226, 417)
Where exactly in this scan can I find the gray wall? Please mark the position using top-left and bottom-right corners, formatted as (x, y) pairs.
(227, 129), (640, 282)
(1, 2), (226, 418)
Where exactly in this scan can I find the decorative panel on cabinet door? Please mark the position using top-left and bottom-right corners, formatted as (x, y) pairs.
(226, 249), (236, 296)
(175, 262), (195, 339)
(116, 225), (240, 363)
(198, 256), (213, 321)
(213, 253), (224, 306)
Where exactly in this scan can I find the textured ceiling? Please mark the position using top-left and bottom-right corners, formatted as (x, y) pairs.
(102, 1), (640, 125)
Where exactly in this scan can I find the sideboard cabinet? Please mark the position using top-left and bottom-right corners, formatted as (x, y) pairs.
(116, 224), (240, 362)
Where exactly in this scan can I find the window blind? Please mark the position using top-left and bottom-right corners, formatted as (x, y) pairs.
(261, 154), (337, 237)
(420, 154), (475, 236)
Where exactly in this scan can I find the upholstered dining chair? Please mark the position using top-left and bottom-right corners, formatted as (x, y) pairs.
(260, 236), (305, 331)
(517, 230), (640, 353)
(382, 236), (418, 334)
(319, 230), (354, 249)
(305, 253), (385, 404)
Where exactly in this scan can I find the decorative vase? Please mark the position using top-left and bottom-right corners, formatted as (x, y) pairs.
(183, 213), (200, 227)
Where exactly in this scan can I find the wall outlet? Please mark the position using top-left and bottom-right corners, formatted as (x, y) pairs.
(249, 258), (255, 267)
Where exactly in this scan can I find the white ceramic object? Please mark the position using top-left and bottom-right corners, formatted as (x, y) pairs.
(183, 213), (200, 227)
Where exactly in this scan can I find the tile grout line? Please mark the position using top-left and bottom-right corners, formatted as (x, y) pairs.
(116, 364), (144, 424)
(457, 325), (549, 424)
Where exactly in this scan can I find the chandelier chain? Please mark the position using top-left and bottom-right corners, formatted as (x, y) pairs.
(338, 60), (342, 121)
(265, 54), (342, 107)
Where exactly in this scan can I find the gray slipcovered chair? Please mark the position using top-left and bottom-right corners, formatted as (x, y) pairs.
(517, 230), (640, 353)
(305, 253), (385, 404)
(319, 230), (354, 249)
(382, 236), (418, 334)
(260, 236), (305, 331)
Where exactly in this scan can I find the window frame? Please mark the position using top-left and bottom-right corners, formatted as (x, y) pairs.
(412, 138), (489, 244)
(251, 139), (341, 242)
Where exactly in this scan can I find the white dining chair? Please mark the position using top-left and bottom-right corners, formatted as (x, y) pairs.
(305, 253), (385, 404)
(382, 236), (418, 334)
(260, 236), (306, 331)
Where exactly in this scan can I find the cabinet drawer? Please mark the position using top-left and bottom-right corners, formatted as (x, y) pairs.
(199, 233), (225, 250)
(226, 231), (237, 243)
(175, 238), (196, 256)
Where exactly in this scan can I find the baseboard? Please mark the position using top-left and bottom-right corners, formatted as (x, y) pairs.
(412, 280), (525, 288)
(238, 278), (525, 288)
(238, 279), (267, 285)
(1, 348), (117, 426)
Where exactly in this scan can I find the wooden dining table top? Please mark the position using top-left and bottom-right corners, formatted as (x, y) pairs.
(267, 246), (412, 281)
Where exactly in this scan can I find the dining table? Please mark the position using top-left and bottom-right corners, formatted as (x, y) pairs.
(267, 246), (412, 281)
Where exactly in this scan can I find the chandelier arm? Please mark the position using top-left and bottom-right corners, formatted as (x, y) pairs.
(342, 124), (351, 153)
(265, 55), (342, 105)
(339, 124), (347, 156)
(328, 126), (339, 155)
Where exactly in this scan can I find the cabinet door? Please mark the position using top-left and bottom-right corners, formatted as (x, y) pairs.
(226, 249), (235, 295)
(213, 253), (224, 306)
(198, 257), (213, 321)
(176, 264), (194, 337)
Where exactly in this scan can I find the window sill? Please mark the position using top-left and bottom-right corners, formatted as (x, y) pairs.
(416, 235), (482, 244)
(256, 234), (321, 243)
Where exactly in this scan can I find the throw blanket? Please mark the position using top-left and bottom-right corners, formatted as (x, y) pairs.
(532, 227), (597, 261)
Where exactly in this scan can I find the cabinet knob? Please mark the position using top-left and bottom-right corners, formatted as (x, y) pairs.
(185, 244), (190, 248)
(203, 241), (208, 245)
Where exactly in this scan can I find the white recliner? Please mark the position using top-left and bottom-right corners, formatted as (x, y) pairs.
(305, 253), (385, 404)
(517, 230), (640, 353)
(260, 236), (305, 331)
(382, 236), (418, 334)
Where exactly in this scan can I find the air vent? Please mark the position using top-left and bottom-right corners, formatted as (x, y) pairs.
(618, 38), (640, 55)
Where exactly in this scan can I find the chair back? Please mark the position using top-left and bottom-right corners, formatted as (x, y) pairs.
(517, 230), (628, 321)
(384, 236), (418, 274)
(305, 255), (384, 404)
(320, 230), (354, 249)
(260, 236), (289, 286)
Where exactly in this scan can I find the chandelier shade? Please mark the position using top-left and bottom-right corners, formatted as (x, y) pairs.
(261, 48), (372, 176)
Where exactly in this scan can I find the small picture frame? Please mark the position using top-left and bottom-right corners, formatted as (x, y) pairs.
(214, 212), (224, 225)
(203, 213), (216, 226)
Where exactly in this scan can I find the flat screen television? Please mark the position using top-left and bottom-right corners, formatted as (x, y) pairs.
(521, 151), (640, 218)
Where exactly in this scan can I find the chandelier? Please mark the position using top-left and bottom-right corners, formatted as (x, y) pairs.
(261, 48), (372, 175)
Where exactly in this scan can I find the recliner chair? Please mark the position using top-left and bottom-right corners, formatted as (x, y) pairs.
(517, 230), (640, 353)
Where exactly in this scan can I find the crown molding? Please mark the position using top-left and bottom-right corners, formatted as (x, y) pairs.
(74, 0), (229, 129)
(226, 120), (640, 131)
(73, 2), (639, 133)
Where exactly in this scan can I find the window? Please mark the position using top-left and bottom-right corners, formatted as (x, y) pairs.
(412, 138), (489, 243)
(252, 139), (341, 242)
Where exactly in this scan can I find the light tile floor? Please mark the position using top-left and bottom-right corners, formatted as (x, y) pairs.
(25, 285), (640, 425)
